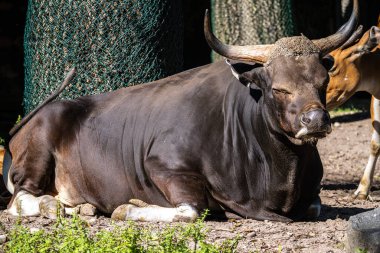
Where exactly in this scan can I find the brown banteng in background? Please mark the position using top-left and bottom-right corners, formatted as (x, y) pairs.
(327, 16), (380, 199)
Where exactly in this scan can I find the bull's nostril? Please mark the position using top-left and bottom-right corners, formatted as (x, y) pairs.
(301, 114), (311, 125)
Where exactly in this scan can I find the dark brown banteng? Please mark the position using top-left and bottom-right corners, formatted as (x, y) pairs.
(4, 1), (359, 222)
(327, 17), (380, 200)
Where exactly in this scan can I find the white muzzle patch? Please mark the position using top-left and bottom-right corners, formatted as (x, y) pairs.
(295, 127), (309, 138)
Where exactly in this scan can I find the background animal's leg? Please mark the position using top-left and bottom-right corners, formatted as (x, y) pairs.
(354, 96), (380, 199)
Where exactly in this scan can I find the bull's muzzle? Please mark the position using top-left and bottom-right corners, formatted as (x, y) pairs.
(296, 108), (332, 139)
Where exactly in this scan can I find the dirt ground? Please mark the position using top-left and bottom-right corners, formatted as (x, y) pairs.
(1, 114), (379, 252)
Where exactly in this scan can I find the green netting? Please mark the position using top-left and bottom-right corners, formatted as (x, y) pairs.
(24, 0), (183, 113)
(211, 0), (295, 61)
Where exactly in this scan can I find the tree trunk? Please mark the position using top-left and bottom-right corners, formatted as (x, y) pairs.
(211, 0), (295, 61)
(23, 0), (183, 113)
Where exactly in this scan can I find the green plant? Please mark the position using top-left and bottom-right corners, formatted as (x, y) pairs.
(329, 98), (370, 117)
(355, 248), (368, 253)
(15, 115), (22, 124)
(2, 211), (240, 253)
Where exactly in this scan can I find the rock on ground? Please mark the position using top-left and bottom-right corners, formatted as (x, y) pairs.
(346, 208), (380, 253)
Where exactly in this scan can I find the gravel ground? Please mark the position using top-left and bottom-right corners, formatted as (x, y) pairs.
(0, 114), (379, 253)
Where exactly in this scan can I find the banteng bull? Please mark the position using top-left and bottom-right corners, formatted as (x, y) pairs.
(327, 18), (380, 200)
(3, 1), (359, 222)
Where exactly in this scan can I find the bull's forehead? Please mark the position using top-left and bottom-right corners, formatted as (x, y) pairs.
(269, 55), (328, 89)
(267, 36), (320, 64)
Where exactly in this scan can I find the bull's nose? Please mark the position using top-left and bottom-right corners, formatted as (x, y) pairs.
(295, 109), (331, 139)
(300, 109), (331, 132)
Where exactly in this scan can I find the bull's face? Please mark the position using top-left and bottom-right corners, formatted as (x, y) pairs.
(229, 54), (332, 144)
(265, 55), (331, 144)
(326, 26), (380, 110)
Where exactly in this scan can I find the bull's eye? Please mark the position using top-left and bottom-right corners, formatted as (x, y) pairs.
(272, 88), (291, 95)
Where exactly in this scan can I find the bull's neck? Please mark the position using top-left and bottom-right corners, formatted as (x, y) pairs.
(218, 82), (310, 211)
(221, 81), (299, 169)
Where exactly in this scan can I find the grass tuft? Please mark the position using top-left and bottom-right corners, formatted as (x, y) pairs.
(2, 211), (240, 253)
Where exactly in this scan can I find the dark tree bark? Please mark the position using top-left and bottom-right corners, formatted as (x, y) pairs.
(211, 0), (295, 61)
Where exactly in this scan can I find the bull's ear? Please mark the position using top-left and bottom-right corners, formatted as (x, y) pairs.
(225, 59), (263, 88)
(359, 26), (380, 53)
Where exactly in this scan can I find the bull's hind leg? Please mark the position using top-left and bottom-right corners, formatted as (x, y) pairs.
(7, 190), (40, 216)
(7, 191), (64, 219)
(7, 119), (62, 218)
(354, 97), (380, 200)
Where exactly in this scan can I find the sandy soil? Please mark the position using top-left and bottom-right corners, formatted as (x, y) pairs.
(1, 114), (379, 252)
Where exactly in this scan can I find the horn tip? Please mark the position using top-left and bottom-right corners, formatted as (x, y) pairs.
(204, 9), (210, 25)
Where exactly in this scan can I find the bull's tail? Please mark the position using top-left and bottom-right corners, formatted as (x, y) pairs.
(9, 67), (76, 136)
(2, 148), (13, 194)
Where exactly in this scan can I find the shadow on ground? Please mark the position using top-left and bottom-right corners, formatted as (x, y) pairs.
(318, 205), (372, 221)
(331, 112), (370, 123)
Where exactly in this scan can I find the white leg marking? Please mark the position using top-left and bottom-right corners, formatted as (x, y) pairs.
(112, 203), (199, 222)
(7, 191), (64, 218)
(355, 98), (380, 199)
(354, 154), (377, 198)
(7, 190), (41, 216)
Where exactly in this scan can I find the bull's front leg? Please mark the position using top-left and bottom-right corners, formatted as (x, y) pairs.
(354, 96), (380, 200)
(111, 200), (198, 222)
(111, 159), (207, 222)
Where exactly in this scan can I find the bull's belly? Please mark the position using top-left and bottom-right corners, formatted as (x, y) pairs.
(54, 161), (171, 214)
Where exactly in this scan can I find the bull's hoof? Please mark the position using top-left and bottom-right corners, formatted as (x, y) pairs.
(80, 203), (97, 216)
(304, 197), (321, 220)
(173, 205), (199, 222)
(111, 204), (134, 221)
(39, 195), (65, 219)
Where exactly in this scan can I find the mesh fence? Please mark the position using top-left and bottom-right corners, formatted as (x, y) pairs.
(211, 0), (295, 61)
(23, 0), (183, 113)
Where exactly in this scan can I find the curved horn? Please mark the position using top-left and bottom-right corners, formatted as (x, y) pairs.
(313, 0), (359, 55)
(203, 9), (273, 64)
(340, 25), (363, 50)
